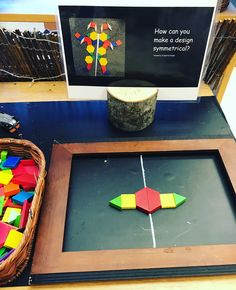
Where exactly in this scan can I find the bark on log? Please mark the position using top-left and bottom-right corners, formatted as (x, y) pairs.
(107, 87), (158, 131)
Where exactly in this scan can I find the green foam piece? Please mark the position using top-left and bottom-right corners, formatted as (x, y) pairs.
(0, 196), (4, 216)
(174, 193), (186, 207)
(0, 163), (9, 170)
(1, 150), (8, 163)
(14, 214), (21, 228)
(109, 195), (122, 210)
(0, 247), (7, 257)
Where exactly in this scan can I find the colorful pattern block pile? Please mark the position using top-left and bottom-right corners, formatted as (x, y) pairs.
(0, 150), (38, 263)
(75, 21), (122, 75)
(109, 186), (187, 214)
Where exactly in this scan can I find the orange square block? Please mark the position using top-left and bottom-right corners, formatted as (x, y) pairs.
(4, 182), (20, 197)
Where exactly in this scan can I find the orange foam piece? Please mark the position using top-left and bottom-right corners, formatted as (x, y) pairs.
(4, 182), (20, 197)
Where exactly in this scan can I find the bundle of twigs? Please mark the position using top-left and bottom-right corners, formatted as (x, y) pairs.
(0, 29), (64, 82)
(204, 18), (236, 92)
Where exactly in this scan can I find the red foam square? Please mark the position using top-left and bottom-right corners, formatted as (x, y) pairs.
(0, 221), (16, 247)
(12, 163), (26, 176)
(12, 174), (36, 187)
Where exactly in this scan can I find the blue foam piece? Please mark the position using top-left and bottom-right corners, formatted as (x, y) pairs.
(12, 191), (34, 205)
(112, 42), (118, 47)
(92, 40), (97, 45)
(3, 156), (21, 169)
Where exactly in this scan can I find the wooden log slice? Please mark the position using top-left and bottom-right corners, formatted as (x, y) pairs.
(107, 85), (158, 131)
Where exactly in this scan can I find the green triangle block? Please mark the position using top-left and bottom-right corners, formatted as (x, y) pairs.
(0, 247), (7, 257)
(174, 193), (186, 207)
(0, 196), (4, 215)
(14, 214), (21, 228)
(109, 195), (122, 210)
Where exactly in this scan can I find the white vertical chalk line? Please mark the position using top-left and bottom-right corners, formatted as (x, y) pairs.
(140, 155), (156, 248)
(149, 214), (156, 248)
(140, 154), (147, 188)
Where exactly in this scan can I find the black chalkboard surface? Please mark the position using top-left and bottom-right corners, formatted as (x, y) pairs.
(64, 152), (236, 252)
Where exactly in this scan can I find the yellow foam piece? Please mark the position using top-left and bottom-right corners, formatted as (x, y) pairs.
(86, 44), (95, 54)
(160, 193), (176, 208)
(4, 229), (23, 249)
(2, 169), (12, 175)
(0, 171), (13, 185)
(100, 32), (108, 42)
(99, 57), (108, 66)
(2, 207), (21, 224)
(85, 55), (94, 64)
(98, 47), (106, 56)
(89, 31), (97, 41)
(121, 194), (136, 209)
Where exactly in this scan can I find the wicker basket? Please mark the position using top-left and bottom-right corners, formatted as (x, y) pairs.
(0, 138), (46, 285)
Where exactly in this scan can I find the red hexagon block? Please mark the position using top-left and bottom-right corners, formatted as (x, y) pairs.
(135, 187), (161, 214)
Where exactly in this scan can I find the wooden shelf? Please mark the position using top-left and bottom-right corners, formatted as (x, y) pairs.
(0, 81), (213, 103)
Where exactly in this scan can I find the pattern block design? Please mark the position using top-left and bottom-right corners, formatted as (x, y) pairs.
(75, 21), (122, 75)
(109, 188), (186, 214)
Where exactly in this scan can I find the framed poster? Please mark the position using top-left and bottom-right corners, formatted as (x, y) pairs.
(58, 0), (218, 100)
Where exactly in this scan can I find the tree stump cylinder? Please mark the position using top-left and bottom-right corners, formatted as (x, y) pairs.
(107, 86), (158, 131)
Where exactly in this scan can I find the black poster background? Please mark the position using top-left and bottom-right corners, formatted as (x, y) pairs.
(59, 6), (214, 87)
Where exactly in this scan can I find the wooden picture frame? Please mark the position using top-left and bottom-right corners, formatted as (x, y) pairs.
(31, 139), (236, 283)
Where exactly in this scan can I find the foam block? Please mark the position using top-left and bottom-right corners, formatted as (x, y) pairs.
(12, 163), (26, 176)
(0, 196), (4, 215)
(109, 195), (122, 210)
(20, 200), (31, 228)
(12, 174), (36, 187)
(20, 159), (36, 166)
(3, 198), (22, 209)
(0, 247), (7, 257)
(2, 207), (21, 224)
(135, 187), (161, 214)
(0, 171), (13, 185)
(4, 229), (23, 249)
(120, 194), (136, 209)
(12, 191), (34, 205)
(174, 193), (187, 207)
(0, 187), (4, 196)
(4, 182), (20, 197)
(160, 193), (176, 208)
(0, 249), (14, 262)
(14, 214), (21, 227)
(0, 150), (8, 163)
(0, 221), (16, 247)
(3, 156), (21, 169)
